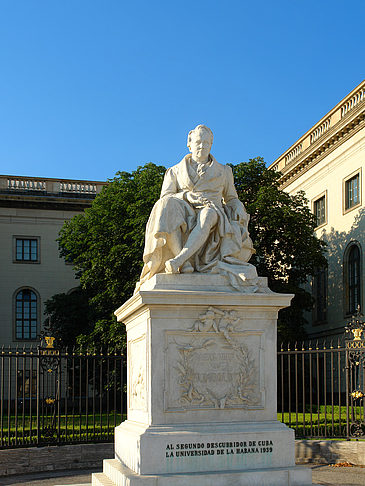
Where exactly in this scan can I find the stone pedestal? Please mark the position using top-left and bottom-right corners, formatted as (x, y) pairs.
(92, 274), (312, 485)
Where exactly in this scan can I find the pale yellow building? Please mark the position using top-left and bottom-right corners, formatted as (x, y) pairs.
(0, 175), (106, 346)
(269, 80), (365, 339)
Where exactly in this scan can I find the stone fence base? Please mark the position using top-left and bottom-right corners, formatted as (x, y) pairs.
(1, 440), (365, 477)
(0, 443), (114, 477)
(296, 440), (365, 465)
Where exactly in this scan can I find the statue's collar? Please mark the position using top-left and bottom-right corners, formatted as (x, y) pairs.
(185, 154), (215, 166)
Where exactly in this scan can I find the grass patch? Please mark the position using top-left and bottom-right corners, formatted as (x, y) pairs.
(0, 412), (126, 447)
(278, 405), (364, 438)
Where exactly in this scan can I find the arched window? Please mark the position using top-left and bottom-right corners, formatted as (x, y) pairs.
(15, 289), (38, 340)
(344, 244), (362, 315)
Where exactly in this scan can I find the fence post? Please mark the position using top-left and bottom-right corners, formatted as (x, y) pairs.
(36, 346), (41, 446)
(345, 346), (350, 438)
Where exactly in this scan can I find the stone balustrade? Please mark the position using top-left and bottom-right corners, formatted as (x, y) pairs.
(7, 178), (46, 191)
(60, 181), (97, 194)
(310, 118), (331, 143)
(270, 80), (365, 173)
(285, 143), (302, 164)
(0, 175), (106, 196)
(341, 84), (365, 117)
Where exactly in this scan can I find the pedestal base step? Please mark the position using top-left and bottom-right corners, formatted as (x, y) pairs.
(92, 458), (313, 486)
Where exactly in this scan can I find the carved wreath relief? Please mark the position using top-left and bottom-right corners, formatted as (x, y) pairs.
(165, 307), (264, 411)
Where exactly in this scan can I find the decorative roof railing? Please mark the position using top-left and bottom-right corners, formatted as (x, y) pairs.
(285, 143), (302, 165)
(7, 178), (47, 191)
(59, 181), (98, 194)
(269, 80), (365, 180)
(0, 175), (106, 197)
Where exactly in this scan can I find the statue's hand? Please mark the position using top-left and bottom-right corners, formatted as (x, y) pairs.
(232, 207), (246, 222)
(185, 192), (212, 207)
(227, 200), (247, 223)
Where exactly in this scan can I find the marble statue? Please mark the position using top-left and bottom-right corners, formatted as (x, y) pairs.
(136, 125), (258, 291)
(100, 125), (311, 485)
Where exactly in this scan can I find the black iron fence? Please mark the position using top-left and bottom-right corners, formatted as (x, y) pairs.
(2, 319), (365, 449)
(278, 334), (365, 439)
(278, 340), (347, 438)
(0, 338), (125, 449)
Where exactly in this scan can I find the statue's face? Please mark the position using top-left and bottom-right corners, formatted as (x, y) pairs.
(190, 130), (212, 162)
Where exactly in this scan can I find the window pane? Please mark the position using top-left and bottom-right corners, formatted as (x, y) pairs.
(23, 291), (30, 301)
(15, 239), (38, 262)
(15, 289), (38, 340)
(348, 245), (361, 314)
(23, 240), (30, 260)
(30, 240), (38, 261)
(16, 240), (22, 260)
(314, 196), (326, 226)
(346, 174), (360, 210)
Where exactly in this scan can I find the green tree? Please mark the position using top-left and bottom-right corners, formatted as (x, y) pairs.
(50, 158), (326, 347)
(54, 163), (165, 349)
(43, 287), (93, 347)
(231, 157), (327, 341)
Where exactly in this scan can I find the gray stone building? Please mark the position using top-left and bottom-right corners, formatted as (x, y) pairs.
(0, 175), (106, 346)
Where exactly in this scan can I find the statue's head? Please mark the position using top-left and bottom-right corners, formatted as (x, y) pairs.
(187, 125), (213, 161)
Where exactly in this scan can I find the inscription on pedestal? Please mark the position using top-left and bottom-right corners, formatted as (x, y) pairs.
(164, 307), (264, 411)
(128, 334), (147, 411)
(165, 439), (274, 459)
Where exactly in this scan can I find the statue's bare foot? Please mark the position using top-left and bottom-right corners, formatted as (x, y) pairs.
(165, 259), (180, 274)
(181, 261), (194, 273)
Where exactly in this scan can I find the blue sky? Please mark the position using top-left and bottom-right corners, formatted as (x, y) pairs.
(0, 1), (364, 181)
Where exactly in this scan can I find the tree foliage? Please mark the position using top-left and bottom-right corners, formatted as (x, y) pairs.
(43, 288), (93, 347)
(231, 158), (327, 340)
(47, 158), (326, 347)
(52, 163), (165, 349)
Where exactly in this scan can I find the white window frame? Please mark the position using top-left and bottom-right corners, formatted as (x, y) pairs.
(343, 168), (362, 215)
(312, 190), (327, 229)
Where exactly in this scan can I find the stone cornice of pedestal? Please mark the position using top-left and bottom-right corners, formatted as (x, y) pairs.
(115, 288), (294, 323)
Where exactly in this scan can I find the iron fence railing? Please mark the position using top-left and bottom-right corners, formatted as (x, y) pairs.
(278, 334), (365, 439)
(0, 341), (125, 449)
(278, 340), (347, 438)
(2, 325), (365, 448)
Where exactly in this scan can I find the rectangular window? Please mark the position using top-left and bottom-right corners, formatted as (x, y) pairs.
(345, 173), (360, 211)
(14, 238), (39, 262)
(313, 266), (327, 324)
(314, 195), (326, 227)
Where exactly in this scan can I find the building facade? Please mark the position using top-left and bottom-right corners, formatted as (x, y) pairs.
(269, 80), (365, 339)
(0, 175), (106, 346)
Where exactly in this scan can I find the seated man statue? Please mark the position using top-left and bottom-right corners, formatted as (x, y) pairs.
(136, 124), (258, 291)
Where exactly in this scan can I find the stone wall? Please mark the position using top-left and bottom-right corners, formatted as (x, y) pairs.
(0, 443), (114, 477)
(296, 440), (365, 465)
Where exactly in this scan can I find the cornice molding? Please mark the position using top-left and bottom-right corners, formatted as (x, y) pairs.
(269, 81), (365, 189)
(279, 108), (365, 189)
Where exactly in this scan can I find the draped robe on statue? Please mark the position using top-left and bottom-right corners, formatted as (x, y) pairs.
(136, 154), (258, 291)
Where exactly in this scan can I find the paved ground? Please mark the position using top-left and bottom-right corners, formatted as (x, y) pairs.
(2, 464), (365, 485)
